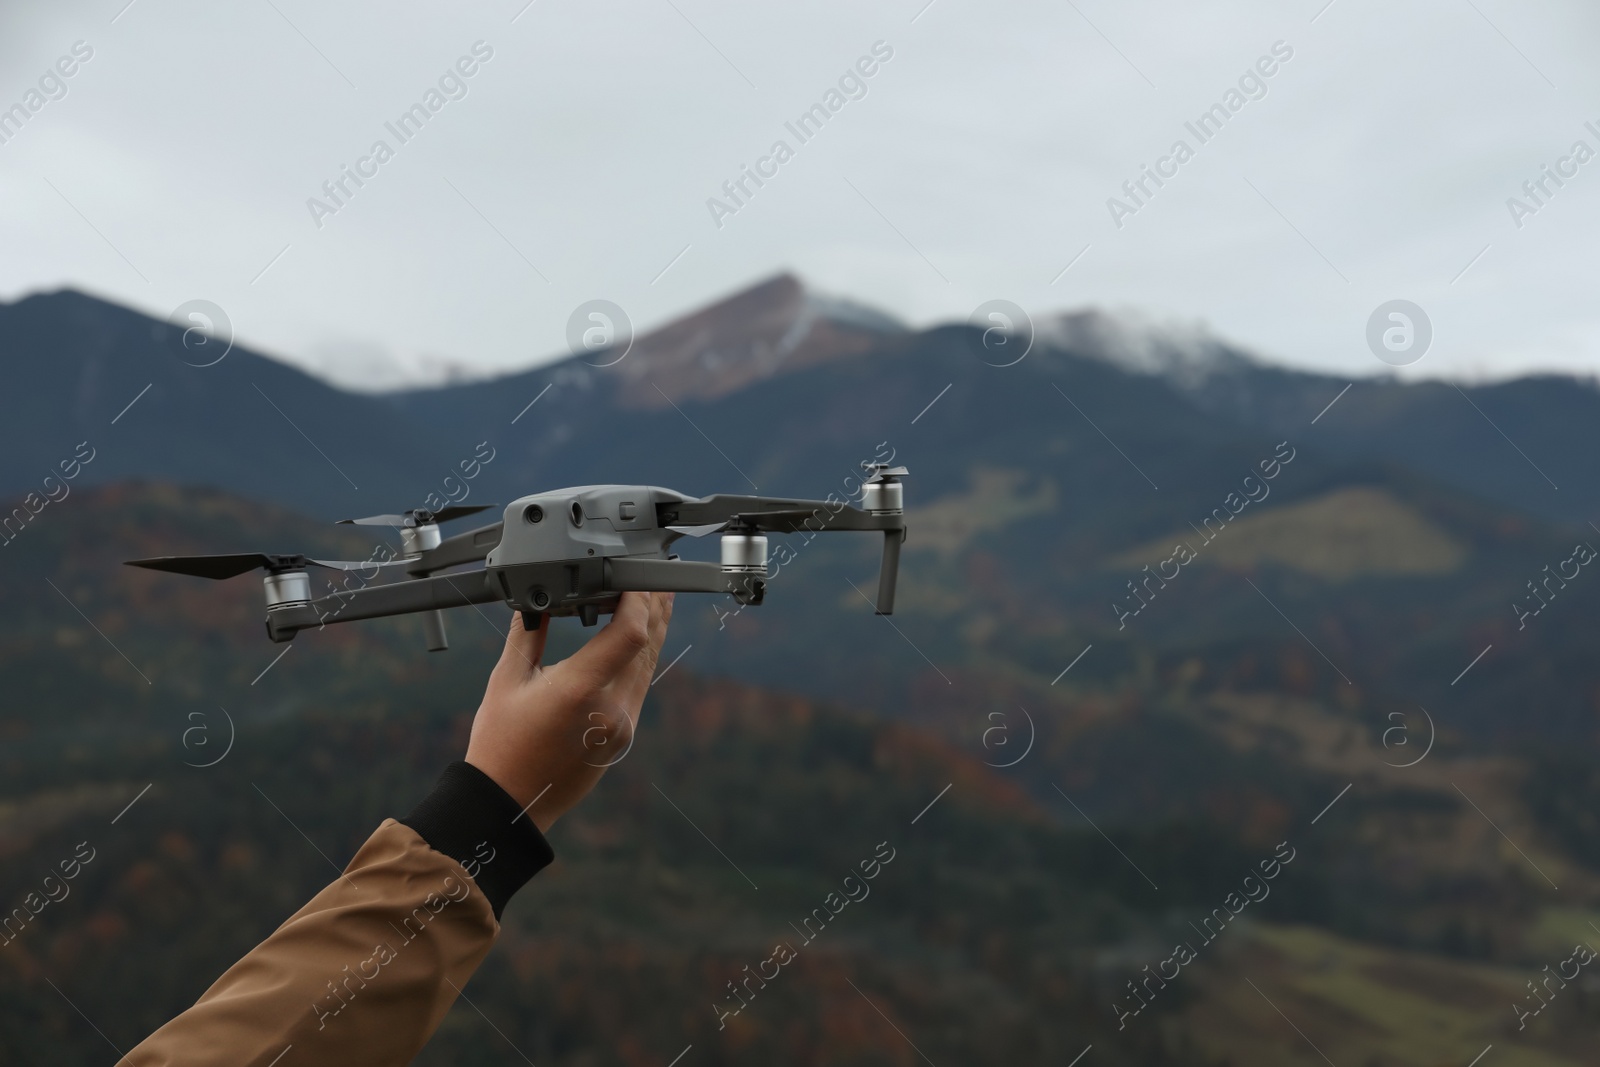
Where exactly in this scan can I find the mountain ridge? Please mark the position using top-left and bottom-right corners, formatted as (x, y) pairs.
(12, 273), (1585, 400)
(2, 278), (1595, 532)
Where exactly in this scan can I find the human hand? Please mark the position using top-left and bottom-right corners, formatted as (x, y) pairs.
(465, 591), (674, 833)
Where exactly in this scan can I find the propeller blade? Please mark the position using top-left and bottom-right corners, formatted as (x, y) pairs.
(730, 509), (831, 532)
(125, 553), (281, 580)
(669, 508), (843, 538)
(337, 504), (496, 528)
(337, 514), (409, 528)
(126, 552), (411, 579)
(429, 504), (496, 524)
(665, 523), (729, 538)
(307, 557), (412, 572)
(737, 509), (825, 522)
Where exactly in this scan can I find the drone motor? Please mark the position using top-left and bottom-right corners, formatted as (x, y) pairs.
(719, 528), (768, 574)
(861, 464), (905, 515)
(398, 523), (443, 557)
(262, 570), (312, 608)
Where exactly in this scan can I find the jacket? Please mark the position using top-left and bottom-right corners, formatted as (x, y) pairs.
(127, 762), (555, 1066)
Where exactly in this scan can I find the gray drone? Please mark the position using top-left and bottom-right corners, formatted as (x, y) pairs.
(126, 465), (908, 651)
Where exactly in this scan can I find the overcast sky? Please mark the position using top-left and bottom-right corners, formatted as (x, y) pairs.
(1, 0), (1597, 389)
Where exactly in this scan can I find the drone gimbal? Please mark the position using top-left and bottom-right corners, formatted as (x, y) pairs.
(126, 465), (908, 651)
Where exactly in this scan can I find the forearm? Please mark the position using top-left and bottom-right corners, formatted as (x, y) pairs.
(129, 763), (552, 1066)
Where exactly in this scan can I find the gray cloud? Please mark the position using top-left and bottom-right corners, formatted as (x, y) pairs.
(1, 0), (1597, 388)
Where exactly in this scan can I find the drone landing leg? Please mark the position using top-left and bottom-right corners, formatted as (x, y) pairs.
(521, 610), (544, 632)
(423, 610), (449, 652)
(875, 529), (902, 615)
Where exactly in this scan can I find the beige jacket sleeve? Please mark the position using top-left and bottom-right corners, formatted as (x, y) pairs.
(128, 763), (554, 1067)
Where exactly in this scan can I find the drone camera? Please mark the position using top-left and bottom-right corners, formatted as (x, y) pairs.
(524, 504), (544, 524)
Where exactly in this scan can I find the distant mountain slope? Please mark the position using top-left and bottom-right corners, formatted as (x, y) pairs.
(1155, 354), (1596, 526)
(4, 482), (1598, 1067)
(1111, 485), (1470, 580)
(0, 290), (429, 521)
(6, 281), (1600, 745)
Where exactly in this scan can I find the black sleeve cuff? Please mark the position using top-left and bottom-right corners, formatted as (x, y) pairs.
(400, 761), (555, 920)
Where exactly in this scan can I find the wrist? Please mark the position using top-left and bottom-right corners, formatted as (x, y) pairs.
(465, 756), (559, 833)
(400, 761), (556, 918)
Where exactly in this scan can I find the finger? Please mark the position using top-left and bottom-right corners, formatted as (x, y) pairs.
(497, 609), (548, 679)
(649, 591), (675, 643)
(650, 591), (674, 648)
(564, 591), (651, 689)
(644, 591), (673, 670)
(622, 591), (668, 696)
(620, 592), (675, 710)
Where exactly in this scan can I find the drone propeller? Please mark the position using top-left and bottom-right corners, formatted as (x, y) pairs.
(125, 553), (408, 580)
(337, 504), (495, 528)
(666, 509), (828, 538)
(665, 522), (730, 538)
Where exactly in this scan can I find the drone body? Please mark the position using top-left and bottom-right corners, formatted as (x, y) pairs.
(126, 467), (908, 651)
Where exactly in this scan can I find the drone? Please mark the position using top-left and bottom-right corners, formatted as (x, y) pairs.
(125, 465), (908, 651)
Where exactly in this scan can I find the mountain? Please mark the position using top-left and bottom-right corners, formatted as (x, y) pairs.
(7, 276), (1600, 743)
(597, 272), (904, 408)
(7, 277), (1600, 1065)
(8, 277), (1600, 734)
(5, 276), (1596, 523)
(0, 289), (430, 521)
(4, 482), (1599, 1067)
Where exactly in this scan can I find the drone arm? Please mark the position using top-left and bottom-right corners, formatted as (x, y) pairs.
(663, 495), (900, 534)
(754, 505), (901, 534)
(265, 570), (503, 642)
(413, 521), (503, 575)
(660, 493), (907, 612)
(684, 501), (905, 613)
(605, 557), (763, 598)
(661, 495), (806, 525)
